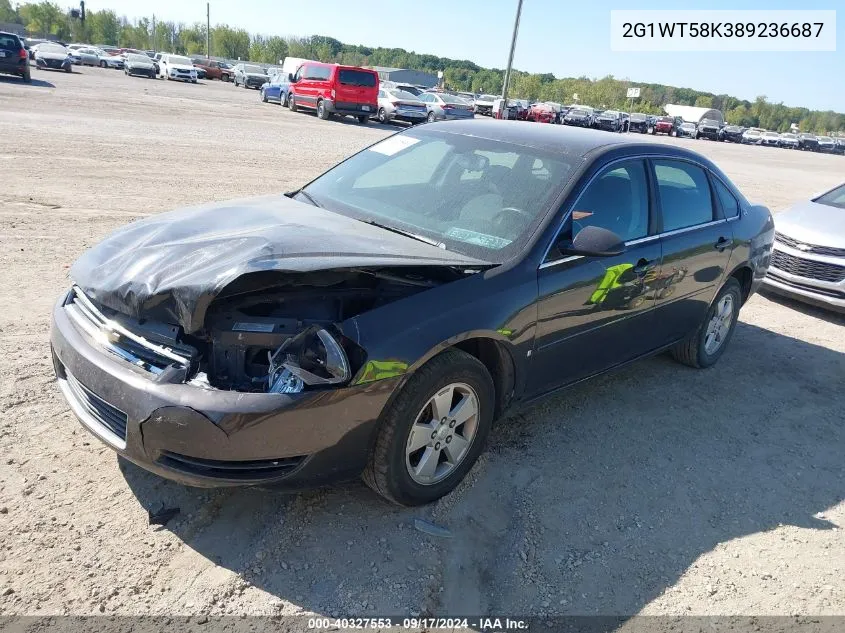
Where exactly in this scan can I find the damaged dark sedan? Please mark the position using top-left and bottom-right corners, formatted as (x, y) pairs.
(51, 120), (774, 506)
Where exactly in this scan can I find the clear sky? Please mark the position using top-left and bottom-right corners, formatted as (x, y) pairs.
(91, 0), (842, 111)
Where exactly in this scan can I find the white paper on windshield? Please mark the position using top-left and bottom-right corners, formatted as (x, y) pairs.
(368, 135), (420, 156)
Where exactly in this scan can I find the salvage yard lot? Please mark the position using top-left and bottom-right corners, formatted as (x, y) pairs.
(0, 68), (843, 619)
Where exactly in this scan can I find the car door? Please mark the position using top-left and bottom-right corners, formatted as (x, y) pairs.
(649, 158), (735, 344)
(527, 158), (663, 397)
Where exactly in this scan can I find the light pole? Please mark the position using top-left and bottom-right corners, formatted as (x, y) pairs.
(500, 0), (524, 115)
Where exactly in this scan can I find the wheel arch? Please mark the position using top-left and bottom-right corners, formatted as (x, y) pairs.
(397, 332), (517, 422)
(727, 263), (753, 304)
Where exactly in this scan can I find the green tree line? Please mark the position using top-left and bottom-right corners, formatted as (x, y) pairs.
(3, 0), (842, 133)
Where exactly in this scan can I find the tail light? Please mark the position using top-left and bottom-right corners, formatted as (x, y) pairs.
(443, 105), (454, 110)
(390, 100), (399, 106)
(19, 48), (27, 60)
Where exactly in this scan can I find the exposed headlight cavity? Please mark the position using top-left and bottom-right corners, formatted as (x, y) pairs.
(268, 327), (350, 394)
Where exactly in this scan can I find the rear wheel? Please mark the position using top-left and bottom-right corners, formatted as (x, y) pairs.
(670, 278), (741, 369)
(317, 99), (330, 120)
(283, 91), (291, 107)
(377, 107), (387, 123)
(362, 349), (495, 506)
(427, 111), (436, 123)
(22, 67), (31, 83)
(357, 115), (368, 124)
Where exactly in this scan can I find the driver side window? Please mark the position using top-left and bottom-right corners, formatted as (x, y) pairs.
(570, 160), (649, 243)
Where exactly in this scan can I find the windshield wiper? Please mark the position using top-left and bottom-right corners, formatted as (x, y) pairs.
(295, 189), (322, 208)
(358, 218), (445, 248)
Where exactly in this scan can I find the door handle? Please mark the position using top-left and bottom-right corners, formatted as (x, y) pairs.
(714, 236), (730, 251)
(632, 258), (654, 274)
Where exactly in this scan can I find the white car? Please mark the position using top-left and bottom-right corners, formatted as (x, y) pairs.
(157, 54), (197, 83)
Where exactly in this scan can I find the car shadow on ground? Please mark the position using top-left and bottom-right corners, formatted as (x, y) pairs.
(0, 75), (55, 88)
(121, 321), (844, 620)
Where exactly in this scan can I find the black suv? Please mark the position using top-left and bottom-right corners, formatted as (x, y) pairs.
(0, 32), (30, 82)
(798, 133), (819, 151)
(721, 125), (745, 143)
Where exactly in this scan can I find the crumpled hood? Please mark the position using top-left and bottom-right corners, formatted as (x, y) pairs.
(70, 194), (487, 333)
(775, 200), (845, 248)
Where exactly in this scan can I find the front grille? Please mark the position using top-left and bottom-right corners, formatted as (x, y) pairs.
(775, 232), (845, 258)
(64, 372), (128, 443)
(157, 451), (306, 481)
(45, 59), (63, 68)
(770, 249), (845, 283)
(64, 286), (193, 376)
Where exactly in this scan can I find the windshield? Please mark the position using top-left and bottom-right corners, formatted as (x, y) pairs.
(602, 111), (619, 117)
(630, 113), (646, 121)
(300, 129), (580, 263)
(440, 94), (467, 104)
(40, 43), (67, 54)
(681, 123), (695, 128)
(815, 184), (845, 209)
(781, 133), (797, 139)
(244, 64), (264, 74)
(570, 109), (589, 116)
(169, 56), (192, 66)
(819, 136), (834, 142)
(389, 90), (420, 101)
(746, 130), (761, 136)
(763, 132), (778, 137)
(127, 54), (150, 63)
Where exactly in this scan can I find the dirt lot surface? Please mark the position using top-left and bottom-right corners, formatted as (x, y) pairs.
(1, 67), (843, 621)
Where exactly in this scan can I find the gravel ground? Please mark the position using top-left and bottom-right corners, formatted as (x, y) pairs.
(0, 67), (843, 621)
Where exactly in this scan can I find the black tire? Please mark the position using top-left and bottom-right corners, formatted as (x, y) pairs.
(22, 68), (31, 83)
(427, 111), (436, 123)
(64, 65), (71, 73)
(317, 99), (330, 120)
(283, 91), (291, 107)
(670, 278), (741, 369)
(261, 89), (268, 103)
(100, 61), (107, 68)
(289, 93), (298, 112)
(357, 115), (368, 124)
(362, 349), (495, 506)
(242, 79), (248, 89)
(377, 107), (387, 123)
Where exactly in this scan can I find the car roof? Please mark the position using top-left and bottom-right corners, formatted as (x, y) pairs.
(427, 119), (719, 165)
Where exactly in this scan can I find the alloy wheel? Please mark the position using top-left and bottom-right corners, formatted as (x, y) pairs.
(405, 382), (480, 485)
(704, 294), (734, 355)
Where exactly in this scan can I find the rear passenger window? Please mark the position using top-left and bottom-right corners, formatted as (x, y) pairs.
(653, 160), (714, 231)
(0, 35), (21, 50)
(712, 178), (740, 218)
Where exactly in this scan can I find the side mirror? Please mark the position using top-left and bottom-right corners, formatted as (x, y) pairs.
(288, 73), (295, 82)
(558, 225), (626, 257)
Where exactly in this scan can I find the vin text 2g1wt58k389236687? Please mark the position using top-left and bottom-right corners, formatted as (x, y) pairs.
(50, 120), (774, 506)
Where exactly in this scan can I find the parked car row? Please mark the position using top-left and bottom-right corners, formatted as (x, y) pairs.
(258, 62), (476, 126)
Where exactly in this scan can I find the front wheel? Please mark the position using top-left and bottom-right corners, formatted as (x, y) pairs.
(670, 278), (741, 369)
(261, 89), (268, 103)
(100, 61), (107, 68)
(288, 93), (298, 112)
(362, 349), (495, 506)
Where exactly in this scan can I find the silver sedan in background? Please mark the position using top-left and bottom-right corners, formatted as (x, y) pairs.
(762, 182), (845, 313)
(417, 92), (475, 123)
(374, 88), (427, 124)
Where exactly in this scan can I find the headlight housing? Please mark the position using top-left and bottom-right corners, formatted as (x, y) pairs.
(268, 327), (352, 394)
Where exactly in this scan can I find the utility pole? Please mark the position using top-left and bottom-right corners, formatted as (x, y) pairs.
(206, 2), (210, 59)
(500, 0), (524, 115)
(151, 14), (156, 52)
